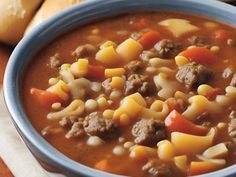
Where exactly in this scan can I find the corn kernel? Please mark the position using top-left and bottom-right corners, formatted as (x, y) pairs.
(48, 78), (59, 86)
(210, 46), (220, 53)
(51, 102), (62, 110)
(96, 46), (121, 65)
(175, 56), (189, 66)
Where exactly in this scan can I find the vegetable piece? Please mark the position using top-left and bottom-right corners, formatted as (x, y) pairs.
(47, 80), (70, 100)
(179, 47), (217, 65)
(214, 29), (233, 42)
(171, 128), (216, 155)
(30, 88), (63, 107)
(113, 98), (143, 122)
(204, 88), (223, 101)
(70, 59), (89, 77)
(87, 65), (105, 81)
(95, 159), (121, 174)
(158, 18), (199, 37)
(189, 160), (225, 176)
(138, 31), (161, 49)
(174, 155), (187, 172)
(164, 110), (208, 136)
(202, 143), (228, 159)
(95, 46), (121, 66)
(130, 145), (156, 162)
(125, 92), (147, 107)
(157, 140), (176, 161)
(110, 77), (125, 90)
(100, 40), (117, 49)
(105, 68), (125, 78)
(116, 38), (143, 63)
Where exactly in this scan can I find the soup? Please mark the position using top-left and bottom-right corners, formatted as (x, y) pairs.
(22, 12), (236, 177)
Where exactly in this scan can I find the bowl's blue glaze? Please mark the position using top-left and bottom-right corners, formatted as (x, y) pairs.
(3, 0), (236, 176)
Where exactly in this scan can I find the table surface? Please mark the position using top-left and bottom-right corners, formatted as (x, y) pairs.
(0, 1), (235, 177)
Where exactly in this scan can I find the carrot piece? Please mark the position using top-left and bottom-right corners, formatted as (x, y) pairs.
(189, 161), (224, 176)
(95, 160), (122, 174)
(164, 110), (208, 136)
(214, 29), (233, 42)
(179, 47), (217, 65)
(30, 88), (63, 107)
(87, 65), (105, 81)
(204, 88), (223, 101)
(138, 31), (161, 50)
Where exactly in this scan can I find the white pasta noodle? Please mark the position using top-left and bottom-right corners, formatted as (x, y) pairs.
(183, 85), (236, 121)
(140, 100), (169, 120)
(154, 73), (180, 99)
(47, 80), (70, 101)
(182, 95), (222, 121)
(156, 67), (176, 75)
(68, 78), (101, 100)
(59, 64), (74, 83)
(47, 99), (84, 120)
(149, 58), (174, 68)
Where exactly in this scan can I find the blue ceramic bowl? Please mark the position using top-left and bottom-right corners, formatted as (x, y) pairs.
(3, 0), (236, 176)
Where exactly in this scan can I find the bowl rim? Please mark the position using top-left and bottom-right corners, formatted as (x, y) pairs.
(3, 0), (236, 176)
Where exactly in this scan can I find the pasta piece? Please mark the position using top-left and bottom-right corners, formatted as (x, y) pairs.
(70, 59), (89, 77)
(202, 143), (228, 159)
(157, 140), (176, 161)
(140, 100), (169, 120)
(110, 77), (125, 90)
(100, 40), (117, 49)
(96, 46), (121, 65)
(174, 155), (187, 172)
(149, 58), (173, 67)
(59, 64), (74, 83)
(182, 95), (222, 121)
(130, 145), (156, 161)
(159, 18), (199, 37)
(174, 91), (191, 101)
(105, 68), (125, 78)
(154, 73), (180, 99)
(68, 78), (101, 99)
(47, 99), (84, 120)
(47, 80), (70, 101)
(171, 128), (216, 155)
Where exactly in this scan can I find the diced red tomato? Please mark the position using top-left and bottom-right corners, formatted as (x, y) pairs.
(30, 88), (63, 107)
(87, 65), (105, 81)
(164, 110), (208, 136)
(189, 161), (223, 176)
(179, 47), (217, 65)
(138, 31), (161, 49)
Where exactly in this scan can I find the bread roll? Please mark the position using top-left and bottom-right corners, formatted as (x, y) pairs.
(25, 0), (84, 34)
(0, 0), (43, 45)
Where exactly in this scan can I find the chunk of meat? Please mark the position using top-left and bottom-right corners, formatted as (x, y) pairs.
(222, 67), (234, 79)
(102, 78), (112, 94)
(154, 39), (181, 59)
(49, 53), (61, 68)
(228, 111), (236, 143)
(165, 97), (187, 113)
(230, 73), (236, 87)
(65, 118), (85, 139)
(124, 60), (144, 75)
(83, 112), (119, 139)
(132, 119), (167, 146)
(188, 35), (209, 47)
(140, 50), (158, 61)
(176, 62), (213, 89)
(59, 115), (79, 127)
(125, 74), (156, 96)
(71, 44), (98, 58)
(142, 160), (173, 177)
(195, 112), (211, 127)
